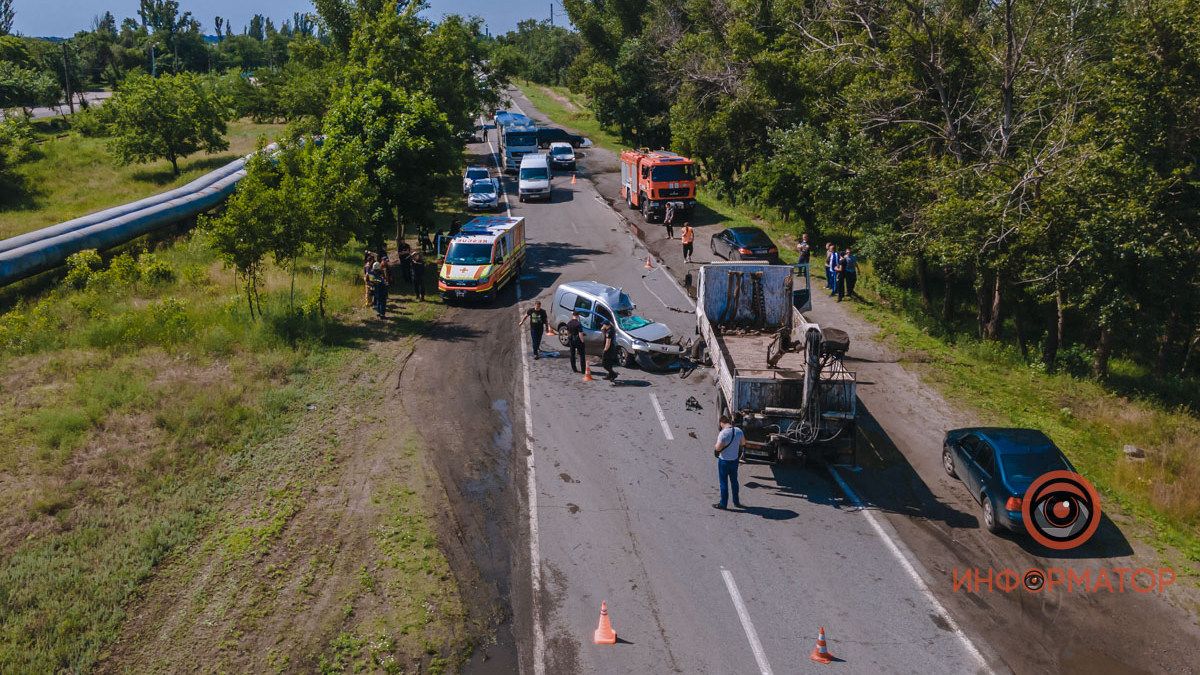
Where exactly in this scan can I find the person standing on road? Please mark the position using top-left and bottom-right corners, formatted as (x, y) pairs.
(680, 223), (695, 263)
(518, 300), (549, 360)
(411, 252), (427, 301)
(566, 311), (587, 373)
(796, 234), (811, 264)
(664, 202), (677, 239)
(713, 415), (746, 510)
(600, 319), (619, 381)
(839, 247), (858, 301)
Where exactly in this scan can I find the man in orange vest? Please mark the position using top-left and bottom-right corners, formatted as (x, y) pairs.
(680, 222), (695, 263)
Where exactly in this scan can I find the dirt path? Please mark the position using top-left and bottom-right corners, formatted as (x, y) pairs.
(99, 307), (484, 672)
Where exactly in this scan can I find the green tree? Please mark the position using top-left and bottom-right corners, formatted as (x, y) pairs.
(0, 0), (13, 38)
(205, 149), (281, 318)
(323, 78), (457, 249)
(301, 141), (375, 314)
(105, 71), (232, 175)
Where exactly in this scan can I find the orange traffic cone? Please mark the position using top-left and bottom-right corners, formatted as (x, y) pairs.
(810, 626), (835, 664)
(593, 601), (617, 645)
(644, 255), (654, 270)
(571, 172), (577, 185)
(582, 365), (594, 382)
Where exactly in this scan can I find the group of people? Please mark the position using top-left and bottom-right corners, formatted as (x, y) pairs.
(799, 235), (858, 301)
(363, 244), (429, 319)
(519, 300), (622, 381)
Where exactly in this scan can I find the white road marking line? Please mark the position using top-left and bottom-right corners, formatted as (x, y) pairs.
(489, 118), (543, 675)
(649, 393), (674, 441)
(826, 466), (991, 672)
(720, 568), (774, 675)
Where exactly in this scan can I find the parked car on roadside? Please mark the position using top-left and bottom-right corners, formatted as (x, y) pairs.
(548, 142), (576, 171)
(466, 178), (501, 211)
(942, 428), (1075, 535)
(535, 126), (592, 149)
(462, 166), (490, 194)
(710, 227), (780, 262)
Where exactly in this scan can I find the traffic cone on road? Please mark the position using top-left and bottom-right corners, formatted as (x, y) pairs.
(644, 255), (654, 270)
(582, 365), (594, 382)
(571, 172), (577, 185)
(593, 601), (617, 645)
(810, 626), (835, 664)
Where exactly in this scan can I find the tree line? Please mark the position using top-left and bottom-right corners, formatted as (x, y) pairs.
(204, 0), (502, 318)
(532, 0), (1200, 384)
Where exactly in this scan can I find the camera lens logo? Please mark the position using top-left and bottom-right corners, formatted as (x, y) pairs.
(1021, 470), (1101, 550)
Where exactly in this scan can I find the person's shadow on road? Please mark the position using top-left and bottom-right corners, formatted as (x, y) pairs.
(730, 504), (799, 520)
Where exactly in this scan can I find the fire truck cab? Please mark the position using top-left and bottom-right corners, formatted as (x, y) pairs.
(619, 150), (697, 223)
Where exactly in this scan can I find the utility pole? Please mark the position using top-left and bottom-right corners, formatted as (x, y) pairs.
(150, 44), (156, 77)
(550, 3), (554, 26)
(61, 43), (74, 115)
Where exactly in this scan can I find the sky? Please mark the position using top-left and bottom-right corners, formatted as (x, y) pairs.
(11, 0), (556, 38)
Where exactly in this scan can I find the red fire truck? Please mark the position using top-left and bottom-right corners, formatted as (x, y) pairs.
(619, 149), (698, 223)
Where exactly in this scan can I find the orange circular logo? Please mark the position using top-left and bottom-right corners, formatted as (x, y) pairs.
(1021, 470), (1101, 550)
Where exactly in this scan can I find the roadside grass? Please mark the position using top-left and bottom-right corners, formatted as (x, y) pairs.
(0, 119), (285, 241)
(519, 82), (1200, 566)
(0, 174), (467, 670)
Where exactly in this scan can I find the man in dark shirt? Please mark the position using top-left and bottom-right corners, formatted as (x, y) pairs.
(600, 319), (619, 381)
(518, 300), (549, 359)
(838, 247), (858, 301)
(565, 311), (586, 373)
(410, 252), (427, 301)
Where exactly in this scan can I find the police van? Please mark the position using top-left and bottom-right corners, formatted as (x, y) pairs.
(438, 216), (526, 303)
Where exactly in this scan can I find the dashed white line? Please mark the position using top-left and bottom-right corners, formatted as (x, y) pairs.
(721, 568), (774, 675)
(649, 392), (674, 441)
(826, 466), (991, 672)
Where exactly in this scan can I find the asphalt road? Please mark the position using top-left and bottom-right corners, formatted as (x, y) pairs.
(0, 91), (111, 120)
(466, 103), (992, 674)
(413, 93), (1200, 675)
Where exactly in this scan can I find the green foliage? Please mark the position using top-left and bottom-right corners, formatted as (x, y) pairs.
(105, 72), (232, 175)
(0, 59), (60, 110)
(493, 19), (581, 86)
(64, 249), (104, 289)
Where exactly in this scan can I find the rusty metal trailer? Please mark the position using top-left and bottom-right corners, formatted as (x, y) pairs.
(696, 262), (857, 463)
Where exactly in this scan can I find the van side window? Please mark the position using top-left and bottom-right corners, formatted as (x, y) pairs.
(595, 304), (614, 327)
(495, 238), (506, 263)
(558, 292), (578, 313)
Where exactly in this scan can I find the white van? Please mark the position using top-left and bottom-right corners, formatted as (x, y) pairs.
(518, 153), (551, 202)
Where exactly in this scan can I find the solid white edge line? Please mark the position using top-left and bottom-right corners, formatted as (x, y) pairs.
(488, 117), (543, 675)
(826, 466), (991, 672)
(486, 137), (513, 218)
(648, 392), (674, 441)
(720, 568), (774, 675)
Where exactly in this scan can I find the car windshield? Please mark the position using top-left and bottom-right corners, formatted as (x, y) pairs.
(445, 242), (493, 265)
(470, 181), (496, 194)
(466, 168), (488, 180)
(651, 164), (695, 181)
(506, 132), (536, 146)
(1000, 452), (1068, 484)
(551, 146), (572, 156)
(520, 167), (549, 180)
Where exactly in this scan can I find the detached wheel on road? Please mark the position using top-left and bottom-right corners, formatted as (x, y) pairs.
(942, 446), (957, 478)
(557, 324), (570, 347)
(982, 493), (1003, 534)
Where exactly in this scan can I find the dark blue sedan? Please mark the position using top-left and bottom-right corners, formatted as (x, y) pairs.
(942, 428), (1074, 534)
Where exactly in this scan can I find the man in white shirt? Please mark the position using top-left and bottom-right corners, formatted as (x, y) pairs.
(713, 415), (746, 509)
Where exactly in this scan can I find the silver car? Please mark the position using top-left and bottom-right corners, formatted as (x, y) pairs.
(462, 166), (490, 194)
(550, 281), (685, 370)
(467, 177), (500, 211)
